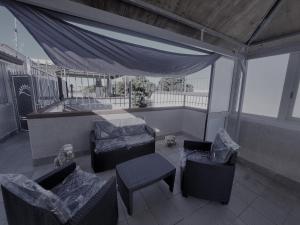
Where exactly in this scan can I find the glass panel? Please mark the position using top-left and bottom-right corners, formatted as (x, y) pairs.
(206, 57), (234, 141)
(242, 54), (289, 117)
(210, 57), (234, 112)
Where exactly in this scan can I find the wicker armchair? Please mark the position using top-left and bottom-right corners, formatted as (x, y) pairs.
(181, 140), (237, 204)
(1, 163), (118, 225)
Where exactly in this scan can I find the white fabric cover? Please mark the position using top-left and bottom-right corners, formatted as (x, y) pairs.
(212, 128), (239, 152)
(94, 118), (146, 140)
(51, 167), (106, 216)
(0, 174), (71, 223)
(123, 133), (154, 147)
(95, 137), (127, 152)
(180, 149), (210, 168)
(211, 128), (239, 163)
(93, 118), (154, 153)
(2, 0), (219, 76)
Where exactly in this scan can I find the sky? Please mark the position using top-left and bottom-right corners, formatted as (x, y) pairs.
(0, 6), (49, 59)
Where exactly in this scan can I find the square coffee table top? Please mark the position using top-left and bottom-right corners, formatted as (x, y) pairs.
(116, 153), (175, 191)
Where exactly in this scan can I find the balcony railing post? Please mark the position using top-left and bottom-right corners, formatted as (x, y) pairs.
(183, 79), (186, 107)
(129, 80), (132, 108)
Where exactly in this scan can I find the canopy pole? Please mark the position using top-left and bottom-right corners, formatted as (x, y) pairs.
(203, 64), (215, 141)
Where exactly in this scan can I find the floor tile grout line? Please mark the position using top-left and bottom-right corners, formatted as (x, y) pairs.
(238, 195), (281, 225)
(139, 189), (160, 225)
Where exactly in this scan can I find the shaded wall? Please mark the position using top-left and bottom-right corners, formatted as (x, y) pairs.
(182, 108), (206, 139)
(239, 116), (300, 183)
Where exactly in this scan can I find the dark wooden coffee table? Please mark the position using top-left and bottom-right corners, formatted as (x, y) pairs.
(116, 153), (176, 215)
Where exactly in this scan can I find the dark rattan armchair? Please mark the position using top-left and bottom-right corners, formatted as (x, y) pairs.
(1, 163), (118, 225)
(181, 140), (237, 204)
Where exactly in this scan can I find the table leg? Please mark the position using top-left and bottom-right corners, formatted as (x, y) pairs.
(163, 170), (176, 192)
(117, 172), (134, 215)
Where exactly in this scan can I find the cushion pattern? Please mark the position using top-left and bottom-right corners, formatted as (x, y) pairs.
(123, 133), (154, 147)
(95, 137), (126, 153)
(94, 121), (122, 140)
(211, 149), (235, 164)
(51, 167), (106, 216)
(0, 174), (71, 223)
(121, 124), (146, 136)
(180, 149), (210, 168)
(211, 128), (239, 164)
(212, 128), (239, 152)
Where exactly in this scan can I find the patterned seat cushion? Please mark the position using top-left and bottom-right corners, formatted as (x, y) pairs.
(95, 137), (127, 153)
(123, 133), (154, 147)
(51, 167), (106, 216)
(180, 149), (210, 168)
(0, 174), (71, 223)
(94, 118), (147, 140)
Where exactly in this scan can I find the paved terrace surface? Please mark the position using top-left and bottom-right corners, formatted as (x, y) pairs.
(0, 132), (300, 225)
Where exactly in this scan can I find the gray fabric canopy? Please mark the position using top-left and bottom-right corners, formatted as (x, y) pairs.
(3, 1), (219, 76)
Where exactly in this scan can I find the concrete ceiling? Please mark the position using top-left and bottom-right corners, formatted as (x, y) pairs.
(252, 0), (300, 43)
(70, 0), (300, 54)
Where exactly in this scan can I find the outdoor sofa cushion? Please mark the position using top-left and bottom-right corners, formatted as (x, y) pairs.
(94, 118), (147, 139)
(95, 137), (127, 152)
(123, 133), (154, 147)
(94, 121), (122, 139)
(51, 167), (106, 216)
(180, 129), (239, 166)
(211, 128), (239, 164)
(95, 134), (154, 153)
(94, 118), (154, 153)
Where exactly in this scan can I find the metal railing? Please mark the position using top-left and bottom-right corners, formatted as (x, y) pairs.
(63, 75), (209, 110)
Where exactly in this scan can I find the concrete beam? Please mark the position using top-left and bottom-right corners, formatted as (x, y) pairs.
(247, 32), (300, 59)
(246, 0), (284, 45)
(15, 0), (239, 58)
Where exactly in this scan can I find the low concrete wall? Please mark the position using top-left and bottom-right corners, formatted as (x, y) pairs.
(239, 116), (300, 183)
(28, 107), (205, 164)
(182, 108), (206, 139)
(0, 103), (17, 140)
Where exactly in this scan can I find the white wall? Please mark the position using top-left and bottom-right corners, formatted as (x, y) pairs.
(0, 62), (18, 140)
(28, 107), (205, 163)
(0, 104), (17, 139)
(239, 115), (300, 183)
(182, 108), (206, 139)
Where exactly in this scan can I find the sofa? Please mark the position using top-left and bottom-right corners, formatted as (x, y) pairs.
(1, 163), (118, 225)
(90, 118), (156, 172)
(181, 129), (239, 204)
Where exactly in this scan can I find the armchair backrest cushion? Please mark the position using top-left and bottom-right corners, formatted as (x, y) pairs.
(94, 118), (147, 139)
(211, 128), (239, 164)
(120, 118), (147, 136)
(94, 120), (122, 140)
(0, 174), (71, 223)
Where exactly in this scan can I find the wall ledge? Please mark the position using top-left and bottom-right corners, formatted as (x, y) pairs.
(28, 106), (207, 119)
